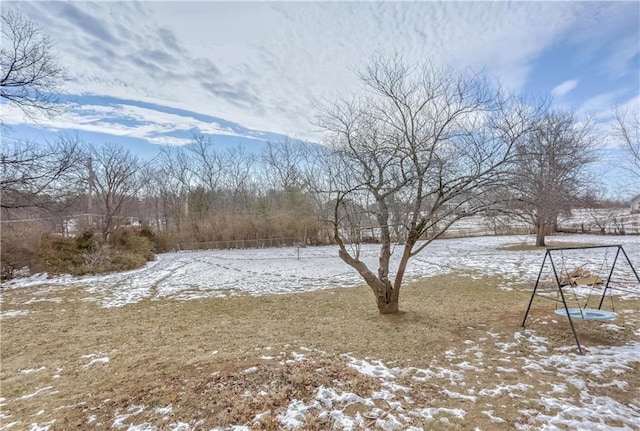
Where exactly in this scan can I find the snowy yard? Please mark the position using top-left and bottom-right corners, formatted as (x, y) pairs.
(3, 234), (639, 309)
(1, 234), (639, 430)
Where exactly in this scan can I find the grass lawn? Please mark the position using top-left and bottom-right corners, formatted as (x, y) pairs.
(1, 272), (639, 430)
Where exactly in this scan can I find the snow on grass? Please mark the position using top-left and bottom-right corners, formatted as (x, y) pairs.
(10, 336), (639, 431)
(517, 393), (640, 430)
(603, 323), (625, 331)
(2, 234), (639, 429)
(345, 356), (399, 379)
(27, 421), (55, 431)
(413, 407), (466, 421)
(482, 410), (506, 423)
(20, 367), (46, 374)
(112, 405), (144, 428)
(0, 310), (30, 318)
(442, 389), (477, 402)
(82, 357), (109, 368)
(19, 387), (56, 400)
(4, 234), (639, 308)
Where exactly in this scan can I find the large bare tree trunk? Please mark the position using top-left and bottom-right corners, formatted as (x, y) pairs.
(336, 246), (397, 313)
(535, 218), (546, 247)
(376, 290), (399, 314)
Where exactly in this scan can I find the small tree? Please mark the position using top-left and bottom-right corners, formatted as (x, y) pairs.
(261, 139), (319, 244)
(89, 143), (145, 238)
(315, 57), (532, 314)
(508, 110), (597, 246)
(613, 108), (640, 180)
(1, 8), (65, 119)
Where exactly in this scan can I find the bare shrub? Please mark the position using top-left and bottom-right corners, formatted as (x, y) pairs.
(34, 228), (155, 276)
(34, 235), (85, 275)
(108, 227), (155, 261)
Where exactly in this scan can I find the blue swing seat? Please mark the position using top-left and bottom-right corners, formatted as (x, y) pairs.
(554, 308), (616, 321)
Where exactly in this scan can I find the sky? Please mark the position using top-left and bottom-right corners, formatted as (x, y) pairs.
(1, 1), (639, 197)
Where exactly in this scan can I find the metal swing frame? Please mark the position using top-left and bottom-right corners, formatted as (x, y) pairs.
(522, 244), (640, 354)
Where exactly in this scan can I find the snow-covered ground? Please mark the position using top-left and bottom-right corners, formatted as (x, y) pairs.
(2, 234), (639, 310)
(2, 234), (640, 430)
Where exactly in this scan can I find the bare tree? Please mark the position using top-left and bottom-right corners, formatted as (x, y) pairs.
(221, 145), (256, 212)
(157, 144), (196, 225)
(613, 108), (640, 180)
(508, 110), (597, 246)
(90, 143), (145, 238)
(315, 57), (533, 314)
(1, 134), (84, 212)
(260, 139), (321, 243)
(261, 138), (305, 191)
(1, 8), (65, 119)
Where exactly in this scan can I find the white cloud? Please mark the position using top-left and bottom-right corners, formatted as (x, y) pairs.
(552, 80), (579, 97)
(4, 1), (637, 141)
(0, 101), (253, 147)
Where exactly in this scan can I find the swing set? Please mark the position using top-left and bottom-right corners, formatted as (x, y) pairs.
(522, 244), (640, 354)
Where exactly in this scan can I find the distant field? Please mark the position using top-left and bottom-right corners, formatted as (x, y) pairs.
(1, 234), (639, 430)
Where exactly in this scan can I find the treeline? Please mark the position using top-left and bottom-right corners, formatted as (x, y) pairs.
(0, 136), (329, 278)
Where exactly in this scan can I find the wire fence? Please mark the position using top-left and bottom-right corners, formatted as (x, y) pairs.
(175, 237), (304, 251)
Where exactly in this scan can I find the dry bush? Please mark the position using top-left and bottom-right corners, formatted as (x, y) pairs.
(109, 251), (148, 271)
(108, 227), (155, 261)
(34, 228), (155, 276)
(0, 223), (48, 280)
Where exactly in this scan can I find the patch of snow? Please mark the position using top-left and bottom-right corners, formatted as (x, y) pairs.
(346, 356), (398, 379)
(28, 422), (55, 431)
(20, 367), (46, 374)
(521, 392), (640, 430)
(495, 366), (517, 373)
(24, 297), (62, 304)
(414, 407), (466, 421)
(20, 387), (55, 400)
(442, 389), (477, 402)
(155, 405), (172, 415)
(112, 405), (144, 429)
(83, 357), (109, 368)
(374, 411), (404, 430)
(454, 361), (483, 371)
(0, 310), (29, 318)
(277, 399), (309, 429)
(124, 424), (157, 431)
(482, 410), (506, 423)
(290, 352), (306, 361)
(252, 410), (270, 424)
(478, 383), (531, 398)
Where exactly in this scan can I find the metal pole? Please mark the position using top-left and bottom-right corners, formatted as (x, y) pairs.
(522, 250), (549, 327)
(598, 246), (621, 310)
(549, 253), (583, 355)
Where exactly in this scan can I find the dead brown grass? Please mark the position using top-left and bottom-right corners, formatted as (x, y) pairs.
(1, 274), (639, 430)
